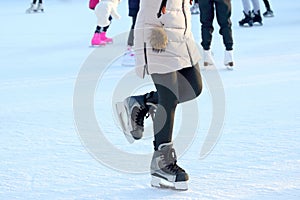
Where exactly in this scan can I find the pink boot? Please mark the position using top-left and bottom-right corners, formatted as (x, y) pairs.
(91, 33), (106, 46)
(100, 32), (113, 44)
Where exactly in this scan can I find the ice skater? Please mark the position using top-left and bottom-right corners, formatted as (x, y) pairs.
(26, 0), (44, 13)
(116, 0), (202, 190)
(89, 0), (121, 46)
(122, 0), (140, 66)
(198, 0), (234, 69)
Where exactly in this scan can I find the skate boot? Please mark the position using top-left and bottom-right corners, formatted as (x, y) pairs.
(190, 3), (200, 15)
(203, 50), (215, 67)
(91, 33), (106, 46)
(252, 10), (263, 25)
(239, 11), (253, 27)
(26, 3), (36, 13)
(100, 32), (113, 44)
(150, 142), (189, 190)
(224, 50), (234, 70)
(34, 3), (44, 12)
(115, 92), (158, 143)
(122, 46), (135, 66)
(263, 9), (274, 17)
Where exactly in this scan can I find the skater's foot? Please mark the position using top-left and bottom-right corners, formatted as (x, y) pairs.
(203, 50), (215, 67)
(263, 10), (274, 17)
(252, 10), (263, 25)
(239, 11), (253, 27)
(150, 142), (189, 191)
(115, 92), (157, 143)
(91, 33), (106, 46)
(100, 32), (113, 44)
(26, 3), (36, 13)
(224, 50), (234, 70)
(122, 47), (135, 66)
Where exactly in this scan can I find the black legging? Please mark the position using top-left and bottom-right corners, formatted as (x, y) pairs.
(263, 0), (271, 10)
(127, 15), (137, 46)
(151, 64), (202, 150)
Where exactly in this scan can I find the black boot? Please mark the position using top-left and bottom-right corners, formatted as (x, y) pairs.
(239, 11), (253, 27)
(115, 92), (158, 143)
(252, 10), (263, 25)
(150, 142), (189, 190)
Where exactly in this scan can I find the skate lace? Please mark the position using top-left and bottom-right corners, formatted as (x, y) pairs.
(134, 106), (148, 127)
(161, 148), (185, 173)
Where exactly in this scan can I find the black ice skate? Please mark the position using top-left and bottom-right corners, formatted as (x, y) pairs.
(252, 10), (263, 25)
(150, 142), (189, 191)
(115, 92), (157, 143)
(239, 11), (253, 27)
(263, 10), (274, 17)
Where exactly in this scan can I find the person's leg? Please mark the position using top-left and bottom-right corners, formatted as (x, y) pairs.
(150, 65), (202, 190)
(127, 15), (137, 47)
(151, 72), (179, 149)
(100, 16), (113, 43)
(251, 0), (261, 13)
(177, 64), (202, 104)
(214, 0), (233, 51)
(239, 0), (253, 27)
(32, 0), (37, 4)
(151, 64), (202, 148)
(251, 0), (263, 24)
(241, 0), (251, 13)
(39, 0), (43, 4)
(263, 0), (271, 10)
(198, 0), (214, 50)
(262, 0), (274, 17)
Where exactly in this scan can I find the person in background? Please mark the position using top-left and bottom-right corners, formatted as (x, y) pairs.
(198, 0), (234, 69)
(122, 0), (140, 66)
(239, 0), (263, 27)
(90, 0), (121, 46)
(262, 0), (274, 17)
(26, 0), (44, 13)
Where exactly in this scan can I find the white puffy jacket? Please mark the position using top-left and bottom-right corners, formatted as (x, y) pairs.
(134, 0), (201, 78)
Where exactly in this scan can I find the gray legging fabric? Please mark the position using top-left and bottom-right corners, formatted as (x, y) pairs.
(151, 64), (202, 150)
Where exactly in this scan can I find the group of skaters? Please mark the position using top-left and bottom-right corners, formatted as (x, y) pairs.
(191, 0), (274, 26)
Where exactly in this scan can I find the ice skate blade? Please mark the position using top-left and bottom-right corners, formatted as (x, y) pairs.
(115, 102), (134, 144)
(151, 176), (188, 191)
(89, 44), (106, 48)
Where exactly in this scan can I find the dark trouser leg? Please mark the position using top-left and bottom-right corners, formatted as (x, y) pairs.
(151, 64), (202, 150)
(198, 0), (214, 50)
(127, 15), (137, 47)
(33, 0), (37, 4)
(263, 0), (271, 10)
(215, 0), (233, 51)
(39, 0), (43, 3)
